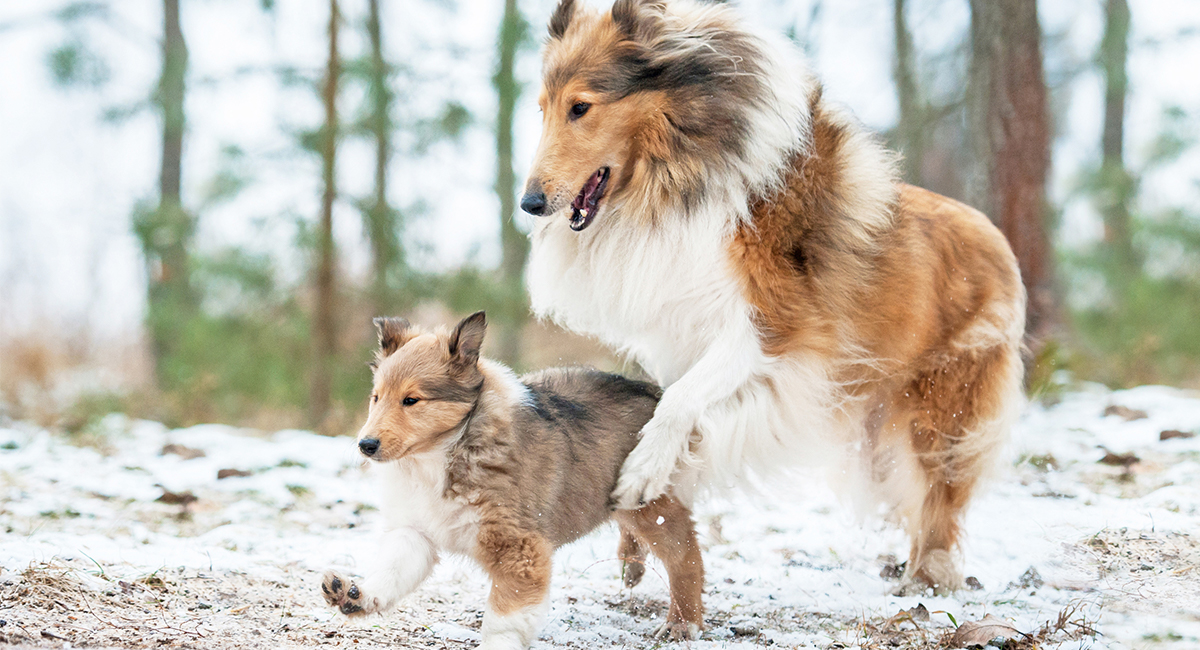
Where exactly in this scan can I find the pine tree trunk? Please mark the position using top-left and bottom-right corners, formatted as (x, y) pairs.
(364, 0), (402, 316)
(892, 0), (924, 185)
(1099, 0), (1136, 274)
(966, 0), (1056, 343)
(141, 0), (193, 384)
(310, 0), (339, 429)
(493, 0), (528, 366)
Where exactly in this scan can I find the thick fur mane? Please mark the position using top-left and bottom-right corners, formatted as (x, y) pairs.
(534, 0), (900, 363)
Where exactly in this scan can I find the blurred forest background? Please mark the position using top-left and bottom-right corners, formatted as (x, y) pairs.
(1, 0), (1198, 436)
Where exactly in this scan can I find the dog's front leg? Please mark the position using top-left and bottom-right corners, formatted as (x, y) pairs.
(322, 526), (438, 617)
(611, 312), (766, 509)
(477, 527), (553, 650)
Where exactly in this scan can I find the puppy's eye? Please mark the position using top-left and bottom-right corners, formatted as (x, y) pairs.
(402, 397), (419, 406)
(568, 102), (590, 120)
(372, 394), (379, 404)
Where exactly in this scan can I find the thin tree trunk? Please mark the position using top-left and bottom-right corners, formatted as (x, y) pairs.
(966, 0), (1056, 343)
(310, 0), (339, 429)
(364, 0), (402, 316)
(493, 0), (527, 366)
(892, 0), (924, 185)
(141, 0), (193, 383)
(1099, 0), (1136, 273)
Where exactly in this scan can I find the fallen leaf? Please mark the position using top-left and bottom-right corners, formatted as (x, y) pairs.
(950, 615), (1024, 647)
(1103, 404), (1148, 421)
(1160, 429), (1195, 441)
(217, 468), (253, 480)
(155, 488), (198, 507)
(160, 444), (205, 460)
(1097, 448), (1139, 468)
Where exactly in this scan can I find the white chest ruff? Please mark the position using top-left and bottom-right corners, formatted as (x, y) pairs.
(527, 204), (746, 385)
(527, 209), (859, 488)
(373, 453), (479, 556)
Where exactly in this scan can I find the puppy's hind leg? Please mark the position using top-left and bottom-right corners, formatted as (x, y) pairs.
(477, 525), (553, 650)
(617, 524), (649, 588)
(616, 495), (704, 641)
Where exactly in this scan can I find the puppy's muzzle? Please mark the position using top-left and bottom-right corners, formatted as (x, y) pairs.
(358, 438), (381, 457)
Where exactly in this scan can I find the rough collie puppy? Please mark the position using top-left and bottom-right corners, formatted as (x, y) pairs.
(321, 312), (704, 649)
(520, 0), (1025, 595)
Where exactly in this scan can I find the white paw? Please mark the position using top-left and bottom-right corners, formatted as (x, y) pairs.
(653, 620), (701, 641)
(610, 416), (689, 510)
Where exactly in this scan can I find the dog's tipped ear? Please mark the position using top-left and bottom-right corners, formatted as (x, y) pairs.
(548, 0), (575, 39)
(448, 311), (487, 367)
(374, 317), (414, 358)
(612, 0), (664, 42)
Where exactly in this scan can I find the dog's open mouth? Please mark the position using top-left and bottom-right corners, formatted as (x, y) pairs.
(569, 167), (610, 232)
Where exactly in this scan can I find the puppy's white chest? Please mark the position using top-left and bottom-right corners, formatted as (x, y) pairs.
(372, 457), (479, 556)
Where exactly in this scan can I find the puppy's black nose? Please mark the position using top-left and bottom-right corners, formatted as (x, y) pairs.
(520, 183), (547, 216)
(358, 438), (380, 457)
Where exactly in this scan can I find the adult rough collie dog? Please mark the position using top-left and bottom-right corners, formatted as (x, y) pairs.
(520, 0), (1025, 594)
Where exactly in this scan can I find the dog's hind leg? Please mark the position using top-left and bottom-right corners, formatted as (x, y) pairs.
(616, 495), (704, 641)
(617, 524), (649, 588)
(892, 343), (1021, 596)
(476, 524), (553, 650)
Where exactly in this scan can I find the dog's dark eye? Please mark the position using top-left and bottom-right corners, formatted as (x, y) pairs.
(372, 394), (379, 404)
(402, 397), (419, 406)
(569, 102), (590, 120)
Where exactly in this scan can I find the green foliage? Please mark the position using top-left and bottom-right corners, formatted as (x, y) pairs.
(47, 39), (110, 88)
(1067, 106), (1200, 388)
(1068, 210), (1200, 387)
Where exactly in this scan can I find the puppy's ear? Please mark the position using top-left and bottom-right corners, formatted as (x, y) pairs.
(612, 0), (664, 42)
(448, 311), (487, 367)
(374, 317), (414, 359)
(548, 0), (575, 39)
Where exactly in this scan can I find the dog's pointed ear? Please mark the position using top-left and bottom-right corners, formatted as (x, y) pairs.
(448, 311), (487, 367)
(548, 0), (576, 39)
(612, 0), (664, 42)
(374, 317), (414, 360)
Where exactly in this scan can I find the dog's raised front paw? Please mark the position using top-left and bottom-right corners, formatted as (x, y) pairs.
(652, 620), (701, 641)
(321, 570), (374, 617)
(610, 418), (686, 510)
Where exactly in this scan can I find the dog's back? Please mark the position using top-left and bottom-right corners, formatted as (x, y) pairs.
(512, 368), (661, 546)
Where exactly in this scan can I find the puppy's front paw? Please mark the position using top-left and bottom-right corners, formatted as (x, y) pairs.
(321, 570), (374, 617)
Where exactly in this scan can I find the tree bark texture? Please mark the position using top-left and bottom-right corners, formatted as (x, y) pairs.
(493, 0), (528, 365)
(1099, 0), (1137, 273)
(967, 0), (1056, 342)
(892, 0), (925, 185)
(364, 0), (403, 315)
(140, 0), (194, 382)
(310, 0), (340, 428)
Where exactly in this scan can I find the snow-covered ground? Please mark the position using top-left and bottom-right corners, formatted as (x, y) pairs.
(2, 384), (1199, 649)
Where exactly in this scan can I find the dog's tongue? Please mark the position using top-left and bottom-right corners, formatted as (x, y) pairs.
(569, 169), (607, 231)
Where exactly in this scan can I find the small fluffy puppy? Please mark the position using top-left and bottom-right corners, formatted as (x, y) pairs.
(321, 312), (704, 649)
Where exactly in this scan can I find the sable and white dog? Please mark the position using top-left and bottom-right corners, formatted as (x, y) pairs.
(520, 0), (1025, 594)
(322, 312), (705, 649)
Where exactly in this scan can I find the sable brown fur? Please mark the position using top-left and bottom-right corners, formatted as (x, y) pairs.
(324, 312), (705, 643)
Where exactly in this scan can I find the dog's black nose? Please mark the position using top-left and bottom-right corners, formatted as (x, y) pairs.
(358, 438), (380, 457)
(520, 184), (547, 216)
